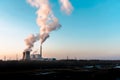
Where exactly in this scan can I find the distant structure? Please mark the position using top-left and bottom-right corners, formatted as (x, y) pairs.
(22, 51), (30, 60)
(31, 54), (42, 60)
(4, 56), (6, 61)
(30, 53), (56, 61)
(40, 45), (42, 58)
(22, 50), (56, 61)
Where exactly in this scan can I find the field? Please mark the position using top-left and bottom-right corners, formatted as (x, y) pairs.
(0, 60), (120, 80)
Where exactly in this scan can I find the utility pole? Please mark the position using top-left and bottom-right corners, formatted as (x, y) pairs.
(67, 56), (69, 60)
(4, 56), (6, 61)
(16, 54), (18, 60)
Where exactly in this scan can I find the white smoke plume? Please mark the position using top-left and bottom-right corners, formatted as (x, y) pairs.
(59, 0), (73, 15)
(24, 34), (40, 52)
(27, 0), (61, 45)
(32, 49), (39, 54)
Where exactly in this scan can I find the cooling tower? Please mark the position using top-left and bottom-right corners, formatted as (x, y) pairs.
(23, 51), (30, 60)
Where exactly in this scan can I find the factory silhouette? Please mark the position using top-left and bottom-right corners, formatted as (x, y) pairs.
(22, 45), (56, 61)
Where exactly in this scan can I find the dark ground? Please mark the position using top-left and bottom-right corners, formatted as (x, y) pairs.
(0, 60), (120, 80)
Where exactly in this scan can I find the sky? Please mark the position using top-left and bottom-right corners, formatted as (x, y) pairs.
(0, 0), (120, 60)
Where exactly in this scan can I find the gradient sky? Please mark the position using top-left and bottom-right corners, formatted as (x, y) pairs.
(1, 0), (120, 60)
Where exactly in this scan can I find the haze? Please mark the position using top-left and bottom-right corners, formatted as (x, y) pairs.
(0, 0), (120, 60)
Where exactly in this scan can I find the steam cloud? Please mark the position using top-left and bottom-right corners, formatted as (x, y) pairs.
(27, 0), (61, 45)
(24, 0), (73, 51)
(59, 0), (73, 15)
(24, 34), (40, 51)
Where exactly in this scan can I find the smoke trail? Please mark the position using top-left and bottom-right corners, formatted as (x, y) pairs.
(24, 34), (40, 51)
(59, 0), (73, 15)
(27, 0), (61, 44)
(32, 49), (39, 54)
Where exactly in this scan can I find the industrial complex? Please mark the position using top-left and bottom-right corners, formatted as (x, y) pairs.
(22, 45), (56, 61)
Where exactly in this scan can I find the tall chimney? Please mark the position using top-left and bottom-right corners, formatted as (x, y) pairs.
(40, 45), (42, 58)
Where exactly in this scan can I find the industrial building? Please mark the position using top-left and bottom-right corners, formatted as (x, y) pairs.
(22, 51), (56, 61)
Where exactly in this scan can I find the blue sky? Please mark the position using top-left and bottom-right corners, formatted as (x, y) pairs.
(0, 0), (120, 60)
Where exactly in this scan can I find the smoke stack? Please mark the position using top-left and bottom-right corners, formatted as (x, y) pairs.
(40, 45), (42, 58)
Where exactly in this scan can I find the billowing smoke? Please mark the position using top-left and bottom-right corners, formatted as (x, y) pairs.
(32, 49), (39, 54)
(27, 0), (61, 45)
(24, 34), (40, 52)
(25, 0), (73, 52)
(59, 0), (73, 15)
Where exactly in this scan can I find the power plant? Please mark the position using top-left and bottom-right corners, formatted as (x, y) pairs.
(22, 45), (56, 61)
(23, 0), (67, 61)
(23, 45), (42, 60)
